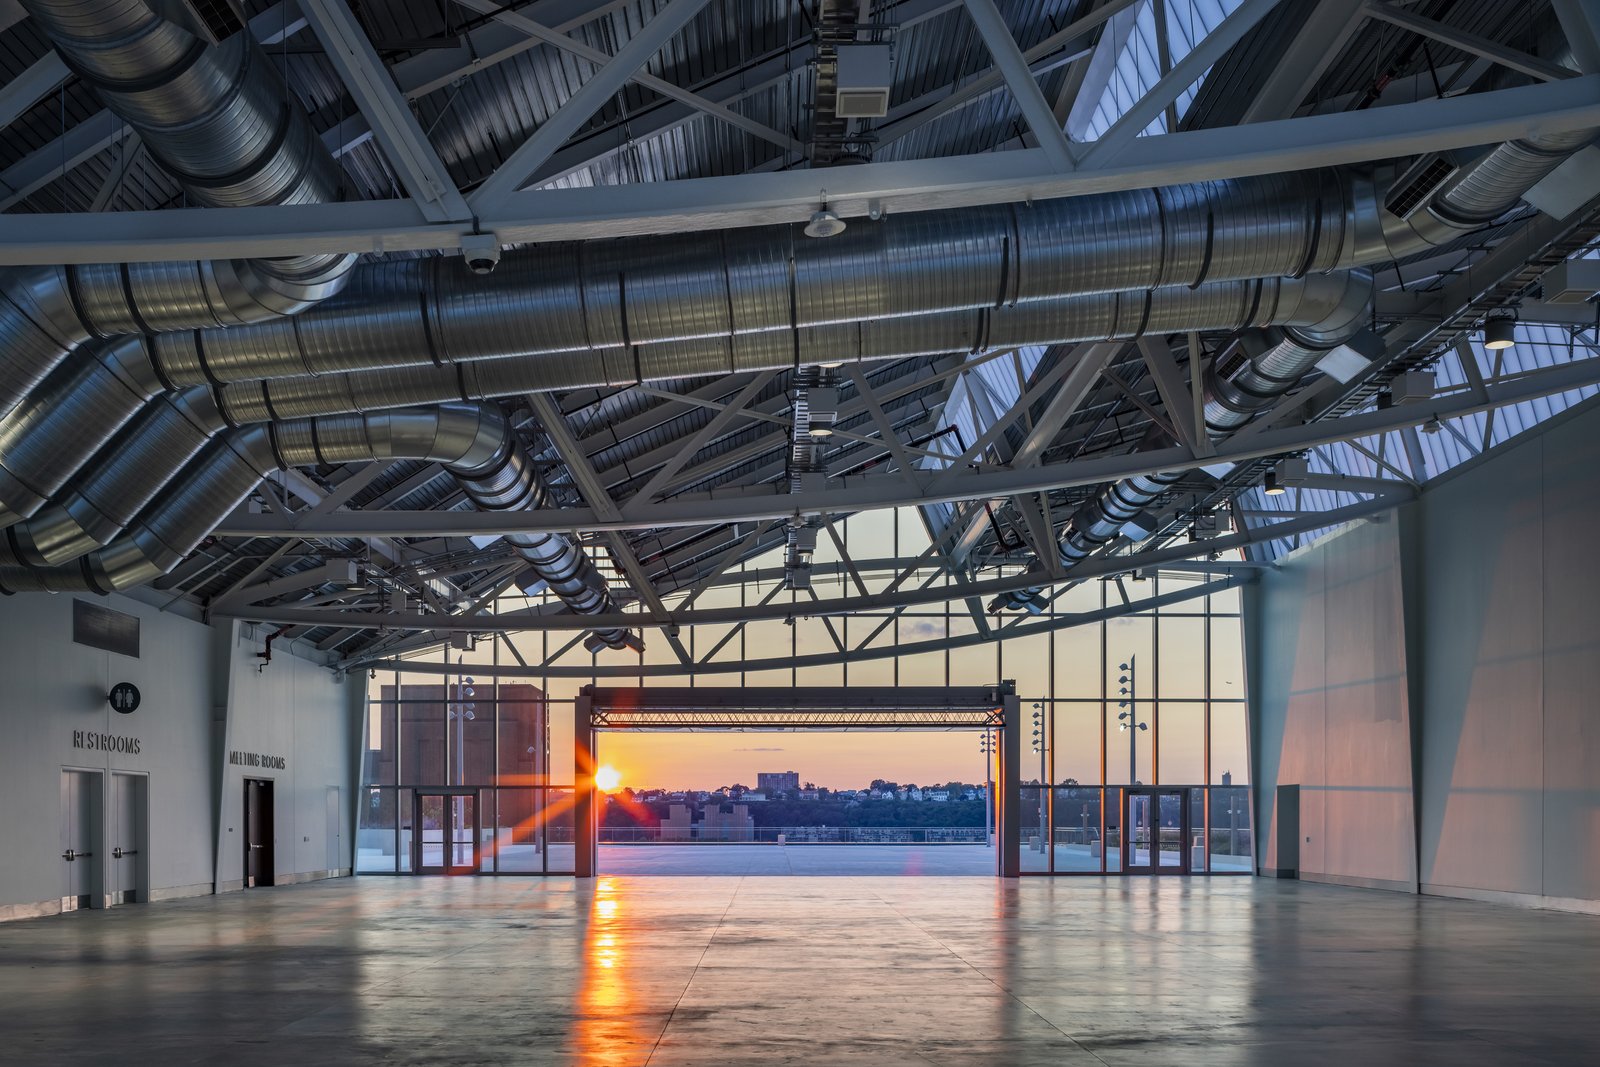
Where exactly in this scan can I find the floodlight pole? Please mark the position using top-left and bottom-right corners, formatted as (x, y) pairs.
(980, 729), (994, 847)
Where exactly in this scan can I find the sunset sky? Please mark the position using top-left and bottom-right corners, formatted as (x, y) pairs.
(593, 731), (989, 792)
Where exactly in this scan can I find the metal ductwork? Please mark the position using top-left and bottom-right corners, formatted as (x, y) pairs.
(0, 402), (636, 649)
(0, 41), (1587, 616)
(986, 115), (1598, 613)
(82, 148), (1593, 393)
(990, 275), (1375, 613)
(0, 274), (1372, 565)
(0, 0), (354, 422)
(4, 123), (1582, 516)
(212, 272), (1371, 421)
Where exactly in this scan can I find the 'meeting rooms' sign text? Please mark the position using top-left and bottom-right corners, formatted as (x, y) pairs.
(229, 750), (287, 770)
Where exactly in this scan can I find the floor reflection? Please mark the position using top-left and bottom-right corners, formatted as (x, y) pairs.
(573, 877), (659, 1066)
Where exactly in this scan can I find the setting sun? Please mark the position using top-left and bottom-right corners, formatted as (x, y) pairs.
(594, 765), (623, 793)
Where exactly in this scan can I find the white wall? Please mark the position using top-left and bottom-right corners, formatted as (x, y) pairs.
(214, 624), (359, 892)
(1416, 405), (1600, 912)
(1250, 517), (1418, 892)
(1250, 398), (1600, 913)
(0, 595), (357, 921)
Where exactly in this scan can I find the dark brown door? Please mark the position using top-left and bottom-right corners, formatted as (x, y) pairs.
(244, 779), (276, 887)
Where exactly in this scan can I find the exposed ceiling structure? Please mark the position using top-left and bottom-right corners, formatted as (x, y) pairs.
(2, 0), (1599, 672)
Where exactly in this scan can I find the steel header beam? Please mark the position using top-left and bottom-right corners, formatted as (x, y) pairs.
(1, 76), (1596, 265)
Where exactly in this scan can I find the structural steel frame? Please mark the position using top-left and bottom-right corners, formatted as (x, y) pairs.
(572, 684), (1022, 878)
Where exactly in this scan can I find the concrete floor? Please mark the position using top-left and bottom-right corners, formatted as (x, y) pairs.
(2, 878), (1597, 1066)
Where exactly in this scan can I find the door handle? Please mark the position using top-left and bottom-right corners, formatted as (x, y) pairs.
(113, 847), (139, 859)
(62, 849), (74, 861)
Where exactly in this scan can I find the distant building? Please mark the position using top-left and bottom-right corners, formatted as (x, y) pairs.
(659, 801), (755, 841)
(758, 771), (800, 795)
(742, 791), (767, 802)
(700, 802), (755, 841)
(927, 791), (950, 802)
(660, 803), (695, 841)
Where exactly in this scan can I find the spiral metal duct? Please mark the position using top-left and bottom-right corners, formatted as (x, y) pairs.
(987, 116), (1598, 613)
(0, 402), (635, 648)
(990, 274), (1374, 613)
(0, 274), (1372, 567)
(3, 117), (1584, 530)
(0, 0), (354, 423)
(62, 140), (1586, 397)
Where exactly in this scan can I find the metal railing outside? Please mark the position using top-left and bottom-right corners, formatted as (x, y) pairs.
(598, 826), (989, 845)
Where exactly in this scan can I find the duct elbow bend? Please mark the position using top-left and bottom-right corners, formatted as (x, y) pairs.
(1287, 270), (1373, 349)
(585, 629), (644, 654)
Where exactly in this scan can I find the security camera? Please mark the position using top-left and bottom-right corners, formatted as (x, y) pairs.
(460, 232), (501, 275)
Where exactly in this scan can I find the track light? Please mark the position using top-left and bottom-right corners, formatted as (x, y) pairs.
(1483, 314), (1516, 350)
(1264, 472), (1286, 496)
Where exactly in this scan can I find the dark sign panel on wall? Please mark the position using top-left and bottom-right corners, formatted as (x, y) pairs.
(108, 683), (141, 714)
(73, 600), (140, 658)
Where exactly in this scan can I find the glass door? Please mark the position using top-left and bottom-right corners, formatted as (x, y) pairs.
(414, 792), (479, 874)
(1124, 789), (1187, 874)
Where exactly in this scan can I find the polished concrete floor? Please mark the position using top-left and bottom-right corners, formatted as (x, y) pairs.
(2, 877), (1597, 1066)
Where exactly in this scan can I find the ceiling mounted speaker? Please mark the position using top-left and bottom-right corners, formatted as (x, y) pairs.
(804, 209), (847, 239)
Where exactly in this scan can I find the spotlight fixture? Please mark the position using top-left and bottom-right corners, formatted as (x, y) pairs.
(1422, 417), (1442, 435)
(1264, 472), (1286, 496)
(1483, 313), (1516, 350)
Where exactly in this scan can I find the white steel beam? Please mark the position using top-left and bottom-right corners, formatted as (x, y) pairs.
(298, 0), (471, 222)
(875, 0), (1142, 149)
(223, 492), (1398, 636)
(211, 351), (1600, 540)
(1240, 0), (1371, 123)
(1553, 0), (1600, 75)
(7, 73), (1592, 264)
(1366, 2), (1578, 84)
(1080, 0), (1285, 165)
(0, 52), (70, 134)
(466, 0), (746, 214)
(962, 0), (1077, 170)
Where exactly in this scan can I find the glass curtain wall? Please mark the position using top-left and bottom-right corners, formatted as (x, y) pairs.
(358, 638), (576, 874)
(358, 505), (1252, 876)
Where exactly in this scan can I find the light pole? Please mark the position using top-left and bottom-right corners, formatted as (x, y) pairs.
(1031, 702), (1046, 853)
(449, 671), (476, 865)
(979, 730), (995, 847)
(1116, 656), (1147, 786)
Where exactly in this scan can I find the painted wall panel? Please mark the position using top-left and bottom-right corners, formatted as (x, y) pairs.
(0, 596), (354, 916)
(1418, 438), (1546, 896)
(1540, 414), (1600, 901)
(1251, 518), (1418, 890)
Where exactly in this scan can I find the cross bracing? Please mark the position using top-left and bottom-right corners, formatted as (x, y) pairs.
(2, 0), (1598, 665)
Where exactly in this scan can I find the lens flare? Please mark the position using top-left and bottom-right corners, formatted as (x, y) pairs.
(594, 764), (623, 793)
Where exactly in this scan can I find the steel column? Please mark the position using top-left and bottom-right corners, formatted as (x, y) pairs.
(574, 693), (597, 878)
(998, 688), (1022, 877)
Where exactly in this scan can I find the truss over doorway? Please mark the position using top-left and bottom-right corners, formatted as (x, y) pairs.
(573, 684), (1023, 877)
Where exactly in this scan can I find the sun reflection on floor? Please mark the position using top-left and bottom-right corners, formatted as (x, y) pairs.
(572, 877), (656, 1064)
